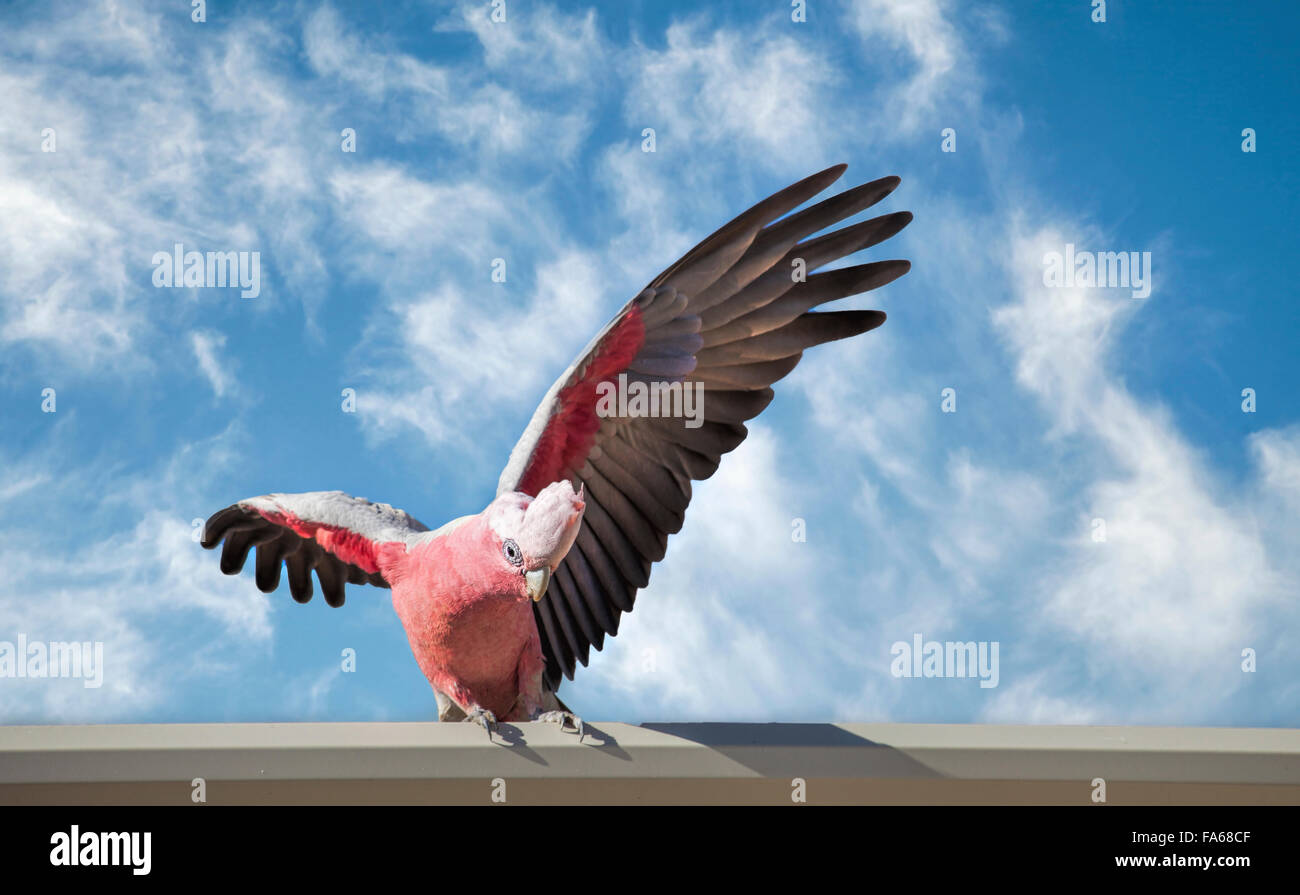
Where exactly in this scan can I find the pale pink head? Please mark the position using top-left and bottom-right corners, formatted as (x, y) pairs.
(484, 479), (586, 601)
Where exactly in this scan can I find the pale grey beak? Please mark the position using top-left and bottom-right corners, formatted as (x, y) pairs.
(525, 567), (551, 602)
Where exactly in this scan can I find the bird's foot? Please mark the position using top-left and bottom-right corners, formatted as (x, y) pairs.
(534, 710), (584, 741)
(463, 707), (498, 741)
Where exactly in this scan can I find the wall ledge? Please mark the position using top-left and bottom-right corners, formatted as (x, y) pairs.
(3, 722), (1297, 805)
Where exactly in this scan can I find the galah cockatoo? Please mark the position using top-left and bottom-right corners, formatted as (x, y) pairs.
(201, 164), (911, 737)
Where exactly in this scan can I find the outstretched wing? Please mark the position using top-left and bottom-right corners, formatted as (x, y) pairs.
(200, 491), (430, 607)
(498, 164), (912, 689)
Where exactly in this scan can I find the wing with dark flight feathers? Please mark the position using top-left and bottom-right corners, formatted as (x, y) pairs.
(496, 165), (912, 690)
(200, 491), (429, 607)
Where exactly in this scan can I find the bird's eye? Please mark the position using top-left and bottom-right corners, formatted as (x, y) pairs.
(502, 538), (523, 566)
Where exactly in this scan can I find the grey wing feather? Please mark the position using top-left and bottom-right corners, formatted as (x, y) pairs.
(201, 491), (428, 608)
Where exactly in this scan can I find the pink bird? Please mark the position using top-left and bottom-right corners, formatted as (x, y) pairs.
(201, 164), (911, 737)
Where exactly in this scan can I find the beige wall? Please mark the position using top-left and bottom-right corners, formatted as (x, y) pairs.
(3, 721), (1297, 805)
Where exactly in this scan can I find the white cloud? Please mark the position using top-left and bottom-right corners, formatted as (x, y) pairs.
(982, 674), (1104, 725)
(328, 164), (514, 260)
(779, 165), (1298, 724)
(0, 3), (336, 365)
(437, 2), (607, 89)
(354, 247), (607, 450)
(579, 427), (829, 719)
(624, 19), (839, 168)
(805, 197), (1299, 723)
(190, 330), (232, 398)
(991, 225), (1291, 705)
(0, 427), (271, 723)
(304, 5), (450, 100)
(307, 4), (592, 157)
(844, 0), (973, 135)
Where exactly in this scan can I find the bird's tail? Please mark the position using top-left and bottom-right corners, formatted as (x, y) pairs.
(542, 687), (573, 714)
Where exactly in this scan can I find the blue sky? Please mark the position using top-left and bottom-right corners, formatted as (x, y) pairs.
(1, 0), (1296, 726)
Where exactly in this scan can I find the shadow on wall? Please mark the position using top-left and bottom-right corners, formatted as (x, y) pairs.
(640, 722), (942, 778)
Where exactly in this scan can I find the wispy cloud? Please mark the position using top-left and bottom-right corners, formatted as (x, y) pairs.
(0, 424), (270, 722)
(844, 0), (976, 135)
(190, 330), (232, 398)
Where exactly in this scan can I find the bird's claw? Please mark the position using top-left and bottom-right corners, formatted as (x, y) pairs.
(464, 707), (498, 740)
(535, 710), (584, 741)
